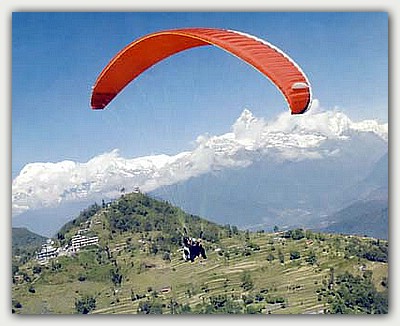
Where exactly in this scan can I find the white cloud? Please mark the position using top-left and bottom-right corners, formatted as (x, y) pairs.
(12, 102), (388, 217)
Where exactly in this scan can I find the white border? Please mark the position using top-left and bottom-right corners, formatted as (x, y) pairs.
(2, 2), (397, 326)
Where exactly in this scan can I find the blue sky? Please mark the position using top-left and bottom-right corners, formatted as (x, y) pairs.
(12, 12), (388, 177)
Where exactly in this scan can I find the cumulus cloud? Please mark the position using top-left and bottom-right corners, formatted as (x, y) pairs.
(12, 102), (388, 216)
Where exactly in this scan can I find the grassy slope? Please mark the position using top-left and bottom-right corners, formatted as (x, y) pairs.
(12, 193), (388, 314)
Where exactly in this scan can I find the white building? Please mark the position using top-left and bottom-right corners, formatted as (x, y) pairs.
(37, 239), (59, 262)
(70, 234), (99, 252)
(36, 231), (100, 263)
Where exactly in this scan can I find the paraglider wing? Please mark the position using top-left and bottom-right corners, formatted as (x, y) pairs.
(91, 28), (312, 114)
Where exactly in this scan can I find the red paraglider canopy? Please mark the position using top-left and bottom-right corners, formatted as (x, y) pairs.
(91, 28), (312, 114)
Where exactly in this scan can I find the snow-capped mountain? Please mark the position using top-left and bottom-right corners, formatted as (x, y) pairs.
(12, 151), (182, 215)
(12, 102), (388, 235)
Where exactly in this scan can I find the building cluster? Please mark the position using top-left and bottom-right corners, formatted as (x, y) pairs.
(36, 231), (99, 264)
(35, 186), (142, 264)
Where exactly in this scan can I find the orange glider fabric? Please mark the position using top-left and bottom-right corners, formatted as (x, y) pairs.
(91, 28), (312, 114)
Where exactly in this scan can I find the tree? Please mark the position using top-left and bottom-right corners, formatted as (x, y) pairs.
(291, 229), (305, 240)
(225, 224), (232, 238)
(266, 253), (275, 262)
(13, 300), (22, 309)
(278, 250), (285, 264)
(162, 251), (171, 262)
(12, 264), (19, 276)
(203, 294), (243, 314)
(110, 268), (123, 286)
(32, 265), (42, 274)
(177, 303), (192, 314)
(241, 272), (254, 291)
(246, 304), (262, 314)
(231, 225), (239, 235)
(150, 243), (159, 255)
(290, 251), (301, 260)
(75, 296), (96, 314)
(245, 230), (250, 240)
(137, 299), (163, 314)
(306, 251), (318, 265)
(329, 267), (335, 289)
(51, 260), (62, 272)
(305, 229), (313, 239)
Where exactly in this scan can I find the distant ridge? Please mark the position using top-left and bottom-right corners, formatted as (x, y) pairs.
(12, 227), (47, 256)
(321, 200), (388, 240)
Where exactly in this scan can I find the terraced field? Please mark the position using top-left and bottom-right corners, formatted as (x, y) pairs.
(12, 229), (388, 314)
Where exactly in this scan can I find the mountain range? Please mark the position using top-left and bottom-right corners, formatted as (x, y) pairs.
(12, 105), (388, 238)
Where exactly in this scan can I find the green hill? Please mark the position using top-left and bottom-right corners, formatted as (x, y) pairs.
(12, 227), (47, 259)
(12, 192), (388, 314)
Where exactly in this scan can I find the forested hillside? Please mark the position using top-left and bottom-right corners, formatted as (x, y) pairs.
(12, 227), (47, 258)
